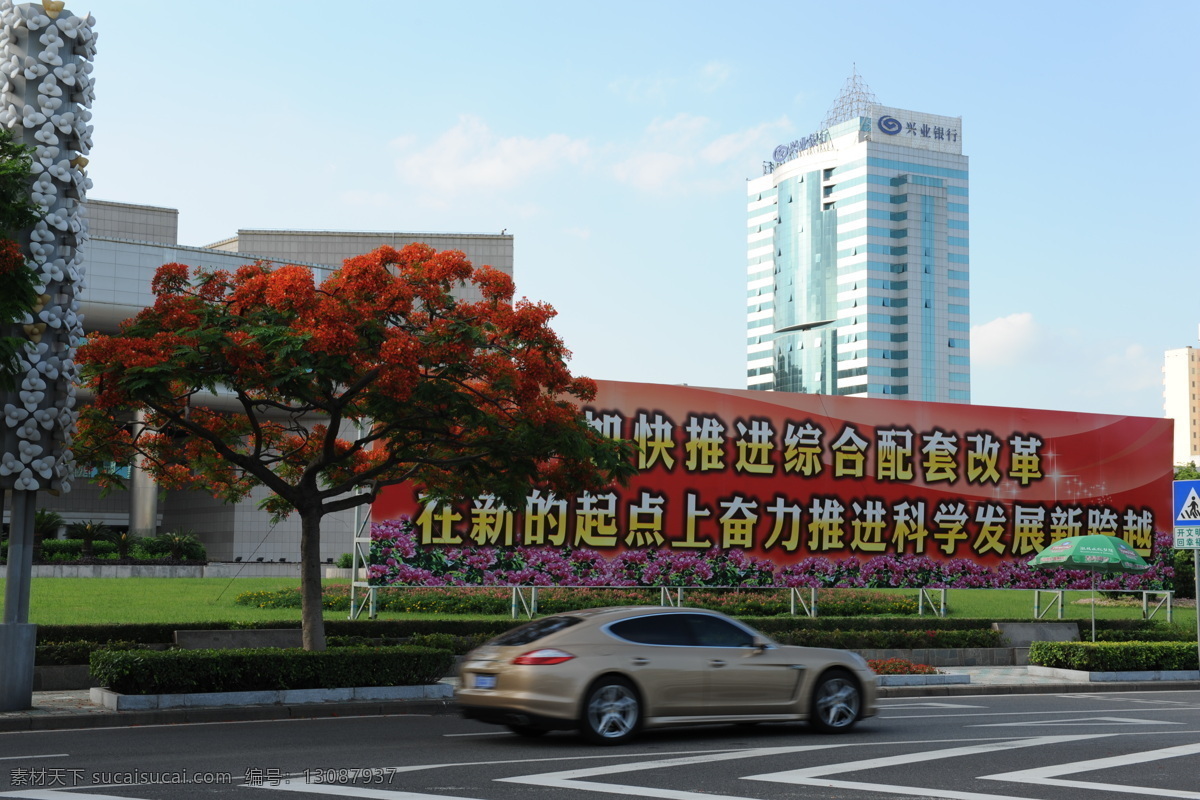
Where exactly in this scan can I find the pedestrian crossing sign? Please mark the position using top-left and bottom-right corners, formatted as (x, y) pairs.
(1175, 480), (1200, 525)
(1174, 480), (1200, 549)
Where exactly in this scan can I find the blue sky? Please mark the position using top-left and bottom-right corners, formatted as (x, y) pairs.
(77, 0), (1198, 419)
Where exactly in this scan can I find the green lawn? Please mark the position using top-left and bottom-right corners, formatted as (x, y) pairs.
(0, 578), (1194, 633)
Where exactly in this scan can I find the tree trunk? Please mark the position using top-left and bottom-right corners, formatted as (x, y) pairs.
(299, 510), (326, 651)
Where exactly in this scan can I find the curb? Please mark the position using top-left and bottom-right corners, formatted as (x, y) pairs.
(877, 674), (970, 687)
(0, 696), (458, 734)
(876, 679), (1200, 699)
(89, 683), (453, 711)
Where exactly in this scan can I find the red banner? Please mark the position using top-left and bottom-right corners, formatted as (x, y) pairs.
(372, 381), (1173, 570)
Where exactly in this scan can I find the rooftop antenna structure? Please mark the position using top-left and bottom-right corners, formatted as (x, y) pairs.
(820, 65), (878, 129)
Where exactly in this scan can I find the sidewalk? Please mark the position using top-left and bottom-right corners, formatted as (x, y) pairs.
(2, 668), (1196, 732)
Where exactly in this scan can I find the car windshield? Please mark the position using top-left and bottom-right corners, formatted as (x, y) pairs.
(490, 615), (583, 646)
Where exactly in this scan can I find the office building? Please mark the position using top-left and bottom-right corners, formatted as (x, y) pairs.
(745, 71), (970, 401)
(1164, 326), (1200, 466)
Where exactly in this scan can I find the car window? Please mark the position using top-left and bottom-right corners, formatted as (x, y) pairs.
(684, 614), (756, 647)
(490, 616), (582, 646)
(608, 615), (695, 646)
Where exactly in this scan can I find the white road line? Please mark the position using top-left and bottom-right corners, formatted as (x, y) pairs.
(982, 740), (1200, 799)
(252, 783), (478, 800)
(883, 702), (987, 709)
(741, 735), (1113, 800)
(972, 716), (1183, 728)
(1, 792), (141, 799)
(885, 707), (1200, 720)
(500, 744), (848, 800)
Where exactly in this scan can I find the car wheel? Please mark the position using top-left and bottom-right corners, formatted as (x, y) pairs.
(581, 677), (641, 744)
(507, 724), (548, 738)
(810, 669), (861, 733)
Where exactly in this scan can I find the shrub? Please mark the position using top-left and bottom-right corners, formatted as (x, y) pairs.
(89, 645), (454, 695)
(1173, 550), (1195, 599)
(139, 530), (207, 562)
(67, 521), (113, 559)
(1029, 641), (1199, 671)
(337, 553), (354, 569)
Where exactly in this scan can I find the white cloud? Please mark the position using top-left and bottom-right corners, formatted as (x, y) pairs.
(701, 117), (791, 164)
(971, 311), (1042, 367)
(608, 74), (676, 103)
(391, 116), (589, 197)
(611, 115), (790, 193)
(697, 61), (731, 92)
(970, 312), (1163, 416)
(611, 150), (693, 192)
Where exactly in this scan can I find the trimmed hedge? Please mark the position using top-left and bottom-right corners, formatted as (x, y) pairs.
(89, 645), (454, 695)
(772, 628), (1001, 649)
(1029, 641), (1200, 672)
(35, 640), (148, 666)
(38, 616), (1183, 648)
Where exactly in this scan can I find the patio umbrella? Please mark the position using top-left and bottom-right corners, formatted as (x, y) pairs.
(1027, 534), (1150, 641)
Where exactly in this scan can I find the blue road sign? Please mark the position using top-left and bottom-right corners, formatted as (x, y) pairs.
(1174, 480), (1200, 526)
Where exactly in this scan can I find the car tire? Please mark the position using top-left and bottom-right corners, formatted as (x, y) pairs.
(581, 677), (641, 745)
(809, 669), (861, 733)
(507, 724), (548, 738)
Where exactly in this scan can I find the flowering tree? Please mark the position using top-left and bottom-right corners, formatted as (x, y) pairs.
(75, 244), (636, 649)
(0, 128), (42, 391)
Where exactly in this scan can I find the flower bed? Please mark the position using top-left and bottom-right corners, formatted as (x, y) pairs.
(868, 657), (941, 676)
(366, 519), (1177, 592)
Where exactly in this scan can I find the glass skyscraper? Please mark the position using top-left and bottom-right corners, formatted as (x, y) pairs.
(746, 75), (969, 402)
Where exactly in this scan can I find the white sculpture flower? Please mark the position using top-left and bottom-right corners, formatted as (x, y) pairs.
(36, 143), (60, 164)
(22, 55), (47, 79)
(48, 159), (70, 180)
(0, 452), (22, 476)
(16, 417), (39, 440)
(0, 105), (17, 128)
(52, 61), (76, 85)
(51, 110), (73, 132)
(18, 440), (44, 460)
(29, 242), (54, 261)
(37, 45), (63, 68)
(37, 94), (62, 113)
(34, 359), (58, 381)
(37, 75), (62, 96)
(30, 457), (54, 480)
(30, 221), (54, 243)
(33, 122), (58, 146)
(39, 259), (65, 283)
(21, 104), (46, 126)
(3, 404), (29, 427)
(38, 28), (63, 50)
(22, 374), (47, 393)
(19, 388), (45, 408)
(25, 10), (51, 30)
(24, 341), (50, 364)
(55, 14), (81, 38)
(14, 469), (40, 491)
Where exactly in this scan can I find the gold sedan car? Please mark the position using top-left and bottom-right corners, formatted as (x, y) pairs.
(457, 605), (878, 744)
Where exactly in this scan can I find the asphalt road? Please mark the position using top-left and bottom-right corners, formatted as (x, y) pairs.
(2, 690), (1199, 800)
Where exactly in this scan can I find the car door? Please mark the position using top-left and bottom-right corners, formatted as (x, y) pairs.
(605, 614), (707, 717)
(682, 614), (804, 715)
